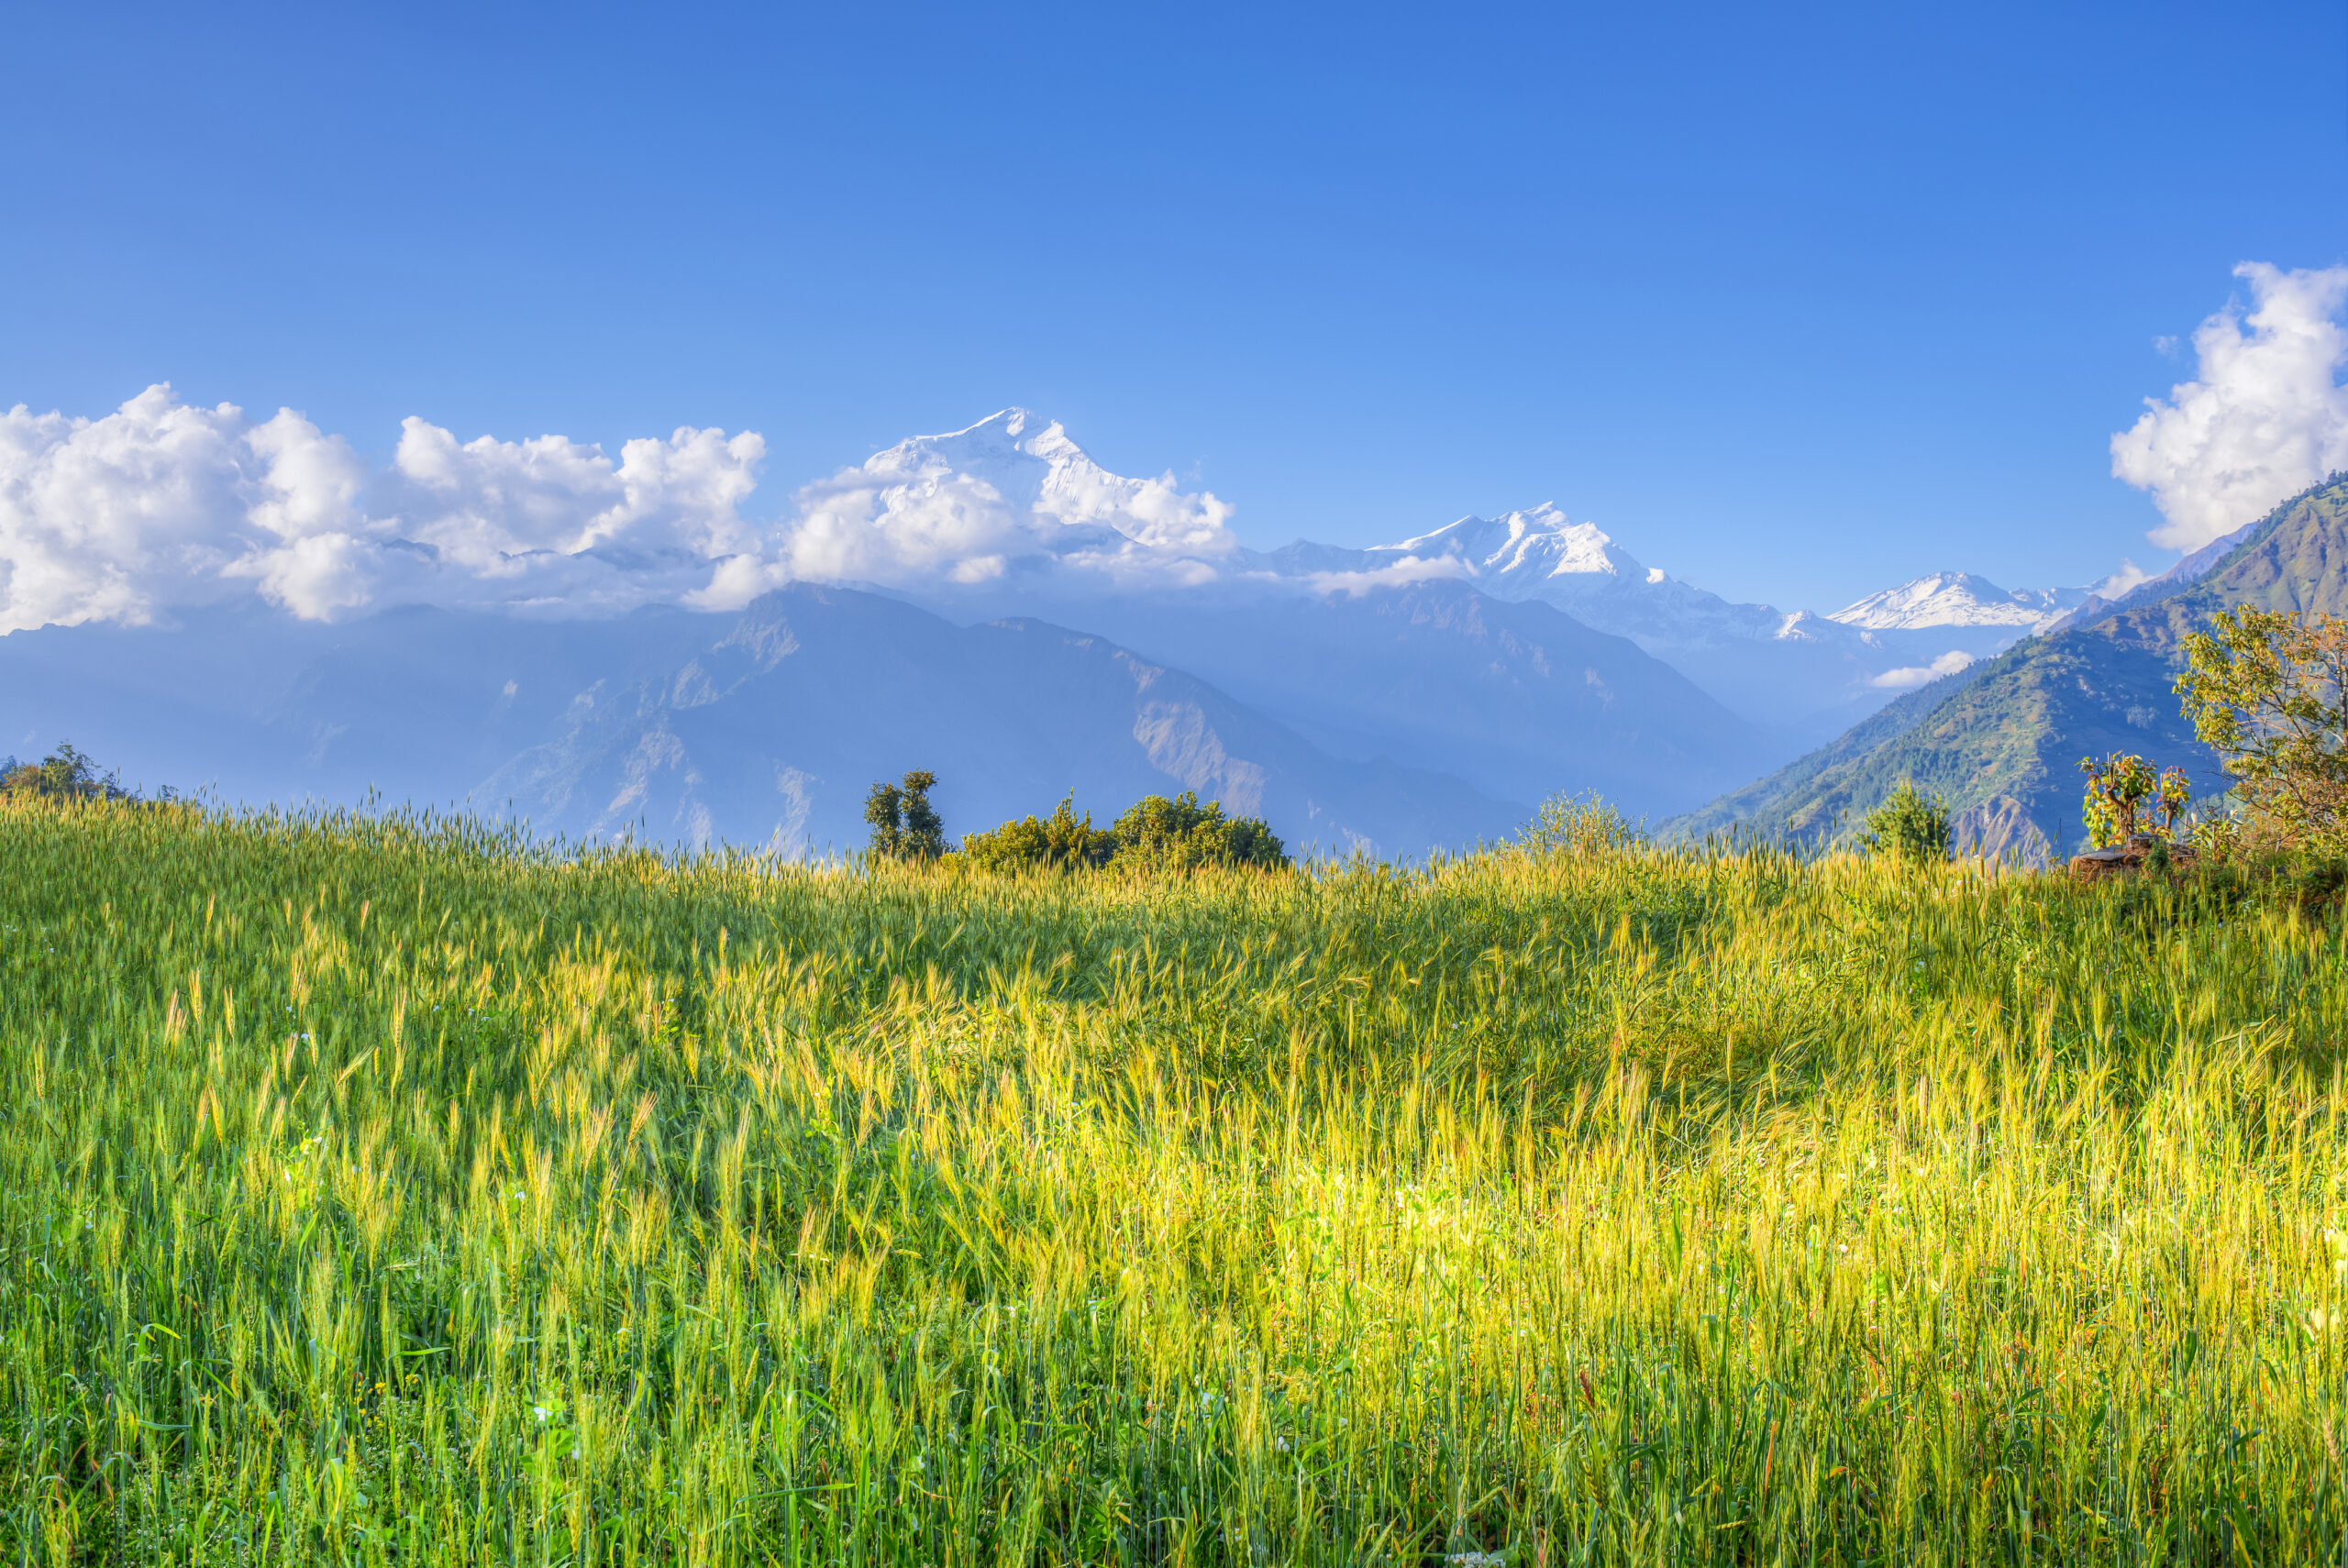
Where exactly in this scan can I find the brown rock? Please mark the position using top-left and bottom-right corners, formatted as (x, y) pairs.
(2067, 834), (2198, 885)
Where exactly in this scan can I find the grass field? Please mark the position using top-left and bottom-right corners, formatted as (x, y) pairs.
(3, 799), (2346, 1565)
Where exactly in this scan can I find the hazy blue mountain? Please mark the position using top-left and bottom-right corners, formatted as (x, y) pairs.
(1670, 475), (2348, 859)
(0, 587), (1523, 859)
(480, 585), (1527, 856)
(1013, 578), (1775, 817)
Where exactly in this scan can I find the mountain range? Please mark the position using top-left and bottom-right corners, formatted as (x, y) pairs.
(0, 590), (1524, 858)
(843, 412), (2126, 745)
(0, 406), (2205, 859)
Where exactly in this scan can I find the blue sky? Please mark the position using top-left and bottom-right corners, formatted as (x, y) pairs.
(4, 0), (2343, 611)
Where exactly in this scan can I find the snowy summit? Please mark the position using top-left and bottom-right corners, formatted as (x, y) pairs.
(1830, 571), (2088, 632)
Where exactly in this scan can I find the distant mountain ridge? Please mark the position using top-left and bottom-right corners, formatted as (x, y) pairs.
(853, 412), (2133, 744)
(1671, 474), (2348, 859)
(0, 586), (1523, 858)
(1244, 500), (2121, 741)
(1023, 576), (1776, 815)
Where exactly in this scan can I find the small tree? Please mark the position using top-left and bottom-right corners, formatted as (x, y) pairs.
(2176, 608), (2348, 856)
(862, 779), (903, 860)
(2153, 767), (2192, 834)
(1859, 780), (1950, 864)
(898, 770), (945, 860)
(2078, 753), (2158, 847)
(862, 769), (946, 863)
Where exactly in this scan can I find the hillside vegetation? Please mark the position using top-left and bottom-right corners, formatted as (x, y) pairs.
(1678, 473), (2348, 858)
(4, 800), (2347, 1562)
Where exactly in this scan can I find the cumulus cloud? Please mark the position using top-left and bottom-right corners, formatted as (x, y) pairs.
(0, 395), (1241, 633)
(2112, 262), (2348, 551)
(1868, 649), (1974, 690)
(0, 384), (772, 633)
(388, 418), (766, 612)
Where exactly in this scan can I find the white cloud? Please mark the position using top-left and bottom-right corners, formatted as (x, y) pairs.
(2086, 559), (2152, 601)
(0, 395), (1242, 632)
(0, 385), (767, 631)
(2112, 262), (2348, 551)
(695, 408), (1241, 610)
(1868, 649), (1974, 690)
(1291, 554), (1474, 599)
(0, 386), (360, 633)
(387, 418), (766, 612)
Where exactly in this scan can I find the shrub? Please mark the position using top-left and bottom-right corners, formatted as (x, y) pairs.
(958, 791), (1289, 875)
(1859, 780), (1950, 863)
(1106, 791), (1288, 872)
(959, 793), (1116, 873)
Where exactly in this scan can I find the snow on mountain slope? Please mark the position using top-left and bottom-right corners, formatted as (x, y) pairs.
(1274, 504), (1830, 652)
(1249, 504), (2012, 739)
(1830, 571), (2086, 631)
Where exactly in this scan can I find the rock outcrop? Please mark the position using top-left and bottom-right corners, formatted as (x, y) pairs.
(2068, 834), (2197, 885)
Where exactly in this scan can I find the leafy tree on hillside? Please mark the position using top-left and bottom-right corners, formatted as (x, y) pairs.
(0, 743), (138, 803)
(1859, 780), (1950, 863)
(2176, 608), (2348, 856)
(863, 769), (947, 862)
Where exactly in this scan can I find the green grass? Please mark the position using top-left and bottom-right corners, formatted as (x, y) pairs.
(4, 799), (2347, 1564)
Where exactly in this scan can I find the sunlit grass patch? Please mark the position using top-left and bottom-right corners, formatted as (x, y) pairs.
(2, 796), (2344, 1562)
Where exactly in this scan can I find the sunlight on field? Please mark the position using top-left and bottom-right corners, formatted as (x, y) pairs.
(4, 800), (2345, 1563)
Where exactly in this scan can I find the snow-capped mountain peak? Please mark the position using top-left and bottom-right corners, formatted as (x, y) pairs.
(1830, 571), (2088, 632)
(1337, 503), (1827, 655)
(866, 407), (1084, 487)
(1383, 504), (1650, 583)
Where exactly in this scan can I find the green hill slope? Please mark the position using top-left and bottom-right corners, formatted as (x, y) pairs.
(1673, 474), (2348, 858)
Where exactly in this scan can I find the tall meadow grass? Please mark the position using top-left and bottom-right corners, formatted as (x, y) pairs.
(2, 798), (2344, 1563)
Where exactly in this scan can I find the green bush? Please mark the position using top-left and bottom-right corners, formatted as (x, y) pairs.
(960, 790), (1289, 874)
(959, 793), (1117, 872)
(1106, 790), (1287, 872)
(1858, 779), (1950, 863)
